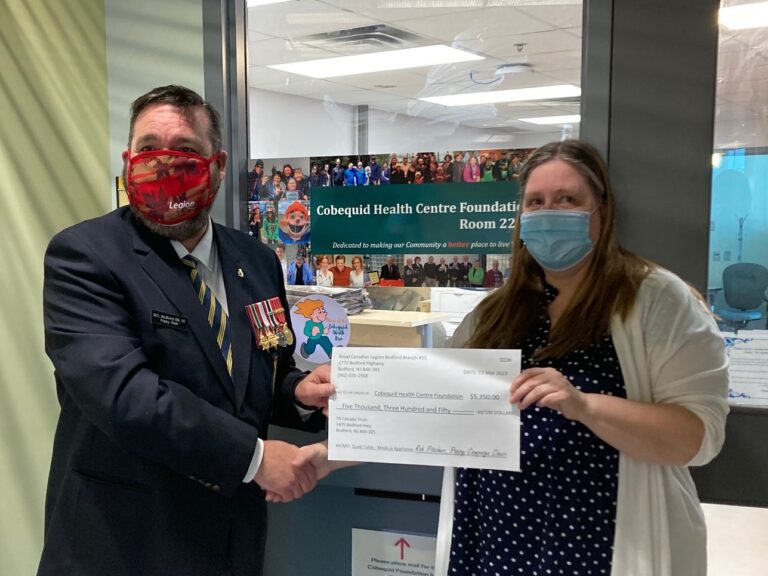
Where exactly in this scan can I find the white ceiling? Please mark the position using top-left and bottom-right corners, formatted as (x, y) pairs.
(246, 0), (583, 134)
(247, 0), (768, 147)
(715, 17), (768, 149)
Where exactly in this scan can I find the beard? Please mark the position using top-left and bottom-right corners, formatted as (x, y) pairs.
(130, 203), (212, 241)
(126, 162), (221, 242)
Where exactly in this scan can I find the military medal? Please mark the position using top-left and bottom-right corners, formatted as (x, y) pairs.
(257, 300), (277, 350)
(246, 302), (271, 350)
(282, 324), (294, 346)
(265, 298), (287, 347)
(247, 297), (294, 351)
(269, 296), (294, 347)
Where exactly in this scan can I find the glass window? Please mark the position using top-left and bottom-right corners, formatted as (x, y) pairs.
(247, 0), (582, 158)
(710, 0), (768, 406)
(245, 0), (583, 342)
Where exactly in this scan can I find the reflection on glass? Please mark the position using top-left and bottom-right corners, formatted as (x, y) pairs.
(246, 0), (583, 160)
(711, 1), (768, 406)
(244, 0), (583, 305)
(710, 3), (768, 328)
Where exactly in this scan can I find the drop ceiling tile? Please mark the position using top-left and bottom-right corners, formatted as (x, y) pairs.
(246, 29), (274, 42)
(718, 76), (768, 97)
(457, 29), (581, 59)
(495, 49), (580, 74)
(517, 4), (583, 31)
(249, 37), (339, 66)
(393, 7), (554, 44)
(248, 0), (378, 38)
(326, 69), (428, 89)
(319, 0), (484, 25)
(716, 101), (764, 122)
(312, 89), (407, 106)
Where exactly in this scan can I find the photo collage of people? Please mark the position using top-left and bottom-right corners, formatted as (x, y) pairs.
(246, 148), (533, 289)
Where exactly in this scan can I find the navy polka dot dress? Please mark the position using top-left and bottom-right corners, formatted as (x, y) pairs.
(449, 284), (626, 575)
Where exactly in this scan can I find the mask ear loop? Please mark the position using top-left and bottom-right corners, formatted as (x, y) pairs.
(122, 149), (137, 203)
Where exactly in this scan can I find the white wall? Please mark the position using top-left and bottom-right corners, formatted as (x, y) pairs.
(249, 88), (357, 158)
(249, 87), (569, 159)
(369, 109), (567, 154)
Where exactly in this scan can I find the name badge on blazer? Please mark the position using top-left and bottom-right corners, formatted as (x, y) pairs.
(151, 310), (188, 330)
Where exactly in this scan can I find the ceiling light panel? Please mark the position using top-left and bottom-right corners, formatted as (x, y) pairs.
(376, 0), (484, 7)
(486, 0), (581, 5)
(518, 114), (581, 125)
(720, 2), (768, 30)
(420, 84), (580, 106)
(268, 45), (484, 78)
(247, 0), (293, 6)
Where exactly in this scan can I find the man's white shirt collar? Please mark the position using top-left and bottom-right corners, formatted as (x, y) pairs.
(170, 219), (216, 270)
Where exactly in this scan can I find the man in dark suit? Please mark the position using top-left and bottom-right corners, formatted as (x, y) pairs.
(380, 255), (401, 280)
(38, 85), (334, 576)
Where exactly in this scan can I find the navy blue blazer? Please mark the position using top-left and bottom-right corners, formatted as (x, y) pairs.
(38, 207), (323, 576)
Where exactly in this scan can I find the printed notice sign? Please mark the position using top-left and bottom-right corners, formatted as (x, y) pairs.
(329, 347), (521, 471)
(311, 183), (519, 254)
(723, 331), (768, 406)
(352, 528), (436, 576)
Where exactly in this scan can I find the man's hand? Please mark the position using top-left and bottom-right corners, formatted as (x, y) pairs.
(295, 364), (335, 415)
(254, 440), (317, 502)
(265, 442), (358, 503)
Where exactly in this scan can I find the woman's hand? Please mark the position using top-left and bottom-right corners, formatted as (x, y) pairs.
(265, 442), (358, 503)
(512, 368), (707, 464)
(510, 367), (588, 422)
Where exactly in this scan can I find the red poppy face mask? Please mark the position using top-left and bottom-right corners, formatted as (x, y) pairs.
(124, 149), (220, 225)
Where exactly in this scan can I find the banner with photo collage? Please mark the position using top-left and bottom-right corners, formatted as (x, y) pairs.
(245, 149), (532, 290)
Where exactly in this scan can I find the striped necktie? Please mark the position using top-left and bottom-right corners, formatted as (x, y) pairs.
(181, 255), (233, 375)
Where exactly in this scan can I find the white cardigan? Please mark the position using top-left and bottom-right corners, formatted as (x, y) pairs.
(435, 268), (730, 576)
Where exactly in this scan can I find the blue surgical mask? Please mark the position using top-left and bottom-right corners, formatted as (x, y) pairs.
(519, 209), (594, 271)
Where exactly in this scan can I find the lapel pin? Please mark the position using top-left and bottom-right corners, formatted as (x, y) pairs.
(237, 268), (244, 278)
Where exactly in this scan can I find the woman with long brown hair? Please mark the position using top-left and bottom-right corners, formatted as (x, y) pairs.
(435, 140), (729, 576)
(268, 141), (729, 576)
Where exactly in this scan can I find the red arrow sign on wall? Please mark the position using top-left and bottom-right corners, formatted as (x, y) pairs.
(394, 537), (411, 560)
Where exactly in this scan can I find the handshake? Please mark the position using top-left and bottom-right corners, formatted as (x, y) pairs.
(253, 364), (352, 503)
(254, 440), (339, 503)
